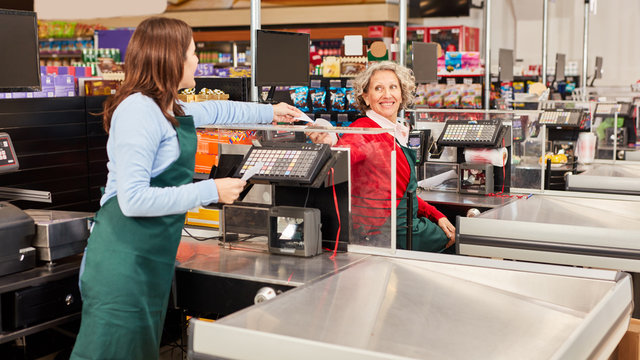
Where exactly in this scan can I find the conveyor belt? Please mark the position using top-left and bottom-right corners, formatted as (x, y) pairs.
(566, 163), (640, 195)
(457, 194), (640, 271)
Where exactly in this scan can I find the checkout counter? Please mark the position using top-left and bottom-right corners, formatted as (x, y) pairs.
(566, 162), (640, 195)
(181, 122), (635, 359)
(457, 194), (640, 272)
(0, 132), (90, 345)
(188, 251), (632, 360)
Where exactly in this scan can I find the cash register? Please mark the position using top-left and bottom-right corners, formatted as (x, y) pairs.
(0, 132), (37, 276)
(220, 141), (348, 257)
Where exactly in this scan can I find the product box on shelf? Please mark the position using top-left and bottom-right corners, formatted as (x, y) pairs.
(195, 129), (255, 174)
(416, 83), (482, 109)
(185, 206), (220, 229)
(427, 26), (480, 52)
(83, 79), (120, 96)
(54, 75), (77, 97)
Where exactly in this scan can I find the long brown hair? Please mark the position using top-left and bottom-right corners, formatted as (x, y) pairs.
(102, 17), (193, 133)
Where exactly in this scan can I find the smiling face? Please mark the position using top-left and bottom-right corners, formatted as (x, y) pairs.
(361, 69), (402, 123)
(178, 39), (199, 90)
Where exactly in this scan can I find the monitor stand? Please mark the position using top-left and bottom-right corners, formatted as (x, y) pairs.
(262, 86), (277, 104)
(589, 71), (598, 87)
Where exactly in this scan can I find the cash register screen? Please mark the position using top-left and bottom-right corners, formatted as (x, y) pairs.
(408, 134), (421, 147)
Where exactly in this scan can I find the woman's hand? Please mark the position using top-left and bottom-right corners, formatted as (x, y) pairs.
(272, 102), (302, 123)
(437, 217), (456, 249)
(214, 178), (247, 204)
(305, 118), (338, 145)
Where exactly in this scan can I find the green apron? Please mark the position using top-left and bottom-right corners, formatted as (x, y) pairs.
(395, 143), (449, 252)
(71, 115), (196, 360)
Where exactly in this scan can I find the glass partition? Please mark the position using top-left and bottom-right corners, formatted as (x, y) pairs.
(409, 108), (546, 194)
(198, 123), (399, 255)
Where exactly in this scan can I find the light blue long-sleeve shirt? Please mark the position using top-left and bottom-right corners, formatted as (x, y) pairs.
(101, 93), (273, 217)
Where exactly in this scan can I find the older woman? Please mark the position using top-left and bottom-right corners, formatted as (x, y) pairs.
(309, 61), (454, 252)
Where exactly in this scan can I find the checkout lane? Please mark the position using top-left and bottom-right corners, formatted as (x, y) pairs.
(188, 251), (633, 359)
(566, 162), (640, 195)
(457, 194), (640, 272)
(179, 115), (639, 358)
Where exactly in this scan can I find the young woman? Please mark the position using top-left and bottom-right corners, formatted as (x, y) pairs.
(70, 17), (301, 359)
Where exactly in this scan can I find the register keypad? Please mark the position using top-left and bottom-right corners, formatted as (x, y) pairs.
(0, 133), (18, 171)
(437, 120), (502, 147)
(539, 110), (583, 126)
(442, 124), (497, 143)
(236, 143), (331, 185)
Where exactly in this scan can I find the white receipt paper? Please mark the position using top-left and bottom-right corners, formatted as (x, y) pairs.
(417, 170), (457, 190)
(294, 113), (315, 123)
(241, 161), (264, 181)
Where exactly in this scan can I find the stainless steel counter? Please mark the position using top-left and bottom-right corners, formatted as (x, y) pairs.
(189, 252), (632, 360)
(418, 190), (518, 208)
(566, 163), (640, 195)
(457, 194), (640, 272)
(176, 238), (368, 287)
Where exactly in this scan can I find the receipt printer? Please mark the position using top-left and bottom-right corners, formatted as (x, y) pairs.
(268, 206), (322, 257)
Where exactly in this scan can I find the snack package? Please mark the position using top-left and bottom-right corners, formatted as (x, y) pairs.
(345, 87), (358, 112)
(461, 52), (480, 69)
(340, 56), (367, 77)
(329, 87), (346, 112)
(445, 52), (462, 72)
(310, 87), (327, 111)
(414, 84), (428, 105)
(426, 84), (444, 108)
(289, 86), (310, 112)
(443, 85), (461, 108)
(322, 57), (341, 78)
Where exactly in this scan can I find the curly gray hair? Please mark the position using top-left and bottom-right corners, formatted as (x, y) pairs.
(352, 61), (416, 114)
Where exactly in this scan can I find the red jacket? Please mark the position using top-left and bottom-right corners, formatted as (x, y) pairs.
(337, 117), (444, 232)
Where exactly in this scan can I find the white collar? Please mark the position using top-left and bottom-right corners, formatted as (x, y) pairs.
(366, 110), (395, 128)
(366, 110), (409, 146)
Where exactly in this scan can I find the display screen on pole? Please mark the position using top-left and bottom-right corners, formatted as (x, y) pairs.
(0, 9), (41, 92)
(255, 30), (310, 87)
(498, 48), (513, 82)
(412, 42), (438, 84)
(555, 53), (565, 82)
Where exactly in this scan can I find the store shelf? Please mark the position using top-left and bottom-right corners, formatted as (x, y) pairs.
(39, 52), (83, 59)
(66, 3), (399, 29)
(39, 37), (93, 42)
(194, 25), (394, 43)
(438, 69), (485, 77)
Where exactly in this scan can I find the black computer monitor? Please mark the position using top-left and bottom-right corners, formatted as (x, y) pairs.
(0, 9), (41, 92)
(555, 53), (566, 82)
(255, 30), (310, 88)
(412, 42), (438, 84)
(498, 48), (514, 82)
